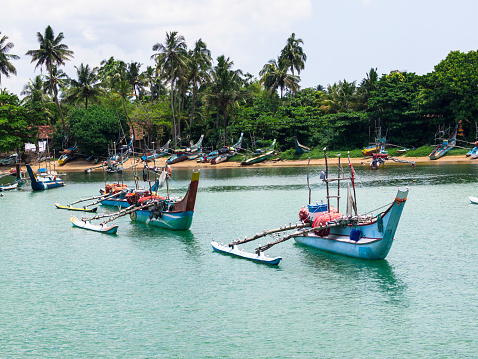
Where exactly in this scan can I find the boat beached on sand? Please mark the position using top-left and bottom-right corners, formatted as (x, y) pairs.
(429, 124), (458, 160)
(212, 149), (409, 265)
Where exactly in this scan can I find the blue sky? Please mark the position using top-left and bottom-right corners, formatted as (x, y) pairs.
(2, 0), (478, 96)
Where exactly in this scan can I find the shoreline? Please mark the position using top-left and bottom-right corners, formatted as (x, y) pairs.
(10, 154), (478, 173)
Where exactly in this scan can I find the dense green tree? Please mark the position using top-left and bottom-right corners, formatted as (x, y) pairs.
(63, 63), (105, 109)
(0, 91), (43, 152)
(0, 32), (19, 84)
(69, 105), (127, 156)
(324, 80), (360, 113)
(368, 71), (425, 145)
(422, 50), (478, 137)
(25, 25), (74, 131)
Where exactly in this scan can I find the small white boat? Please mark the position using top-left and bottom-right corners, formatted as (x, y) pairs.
(70, 216), (118, 234)
(469, 196), (478, 204)
(211, 241), (282, 265)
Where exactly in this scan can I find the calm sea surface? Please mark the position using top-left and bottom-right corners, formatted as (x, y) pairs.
(1, 163), (477, 358)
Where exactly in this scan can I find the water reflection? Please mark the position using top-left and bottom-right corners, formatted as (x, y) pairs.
(296, 243), (408, 304)
(127, 221), (202, 260)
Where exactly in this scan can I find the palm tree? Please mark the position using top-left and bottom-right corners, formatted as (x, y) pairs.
(151, 31), (188, 148)
(127, 61), (144, 98)
(358, 68), (379, 109)
(259, 57), (300, 98)
(280, 33), (307, 76)
(204, 55), (247, 145)
(63, 63), (106, 109)
(21, 75), (49, 103)
(325, 80), (359, 113)
(187, 39), (212, 133)
(21, 75), (55, 120)
(25, 25), (74, 131)
(0, 32), (20, 84)
(142, 65), (165, 103)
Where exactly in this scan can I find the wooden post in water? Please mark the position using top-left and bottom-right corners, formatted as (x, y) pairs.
(15, 163), (21, 180)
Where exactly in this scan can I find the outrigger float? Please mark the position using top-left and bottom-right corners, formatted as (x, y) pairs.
(212, 150), (409, 265)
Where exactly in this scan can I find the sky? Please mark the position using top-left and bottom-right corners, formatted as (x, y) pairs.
(2, 0), (478, 96)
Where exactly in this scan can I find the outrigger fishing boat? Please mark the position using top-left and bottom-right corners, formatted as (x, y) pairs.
(212, 150), (409, 265)
(58, 144), (77, 165)
(26, 164), (65, 190)
(368, 152), (416, 170)
(240, 139), (276, 166)
(142, 140), (172, 162)
(0, 178), (27, 191)
(166, 135), (204, 165)
(70, 168), (200, 233)
(294, 137), (311, 155)
(429, 124), (458, 160)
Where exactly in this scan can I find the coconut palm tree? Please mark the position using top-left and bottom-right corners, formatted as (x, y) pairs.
(204, 55), (247, 145)
(25, 25), (74, 131)
(151, 31), (188, 148)
(63, 63), (106, 109)
(187, 39), (212, 133)
(280, 33), (307, 76)
(0, 32), (20, 84)
(127, 61), (144, 99)
(21, 75), (55, 120)
(259, 57), (300, 98)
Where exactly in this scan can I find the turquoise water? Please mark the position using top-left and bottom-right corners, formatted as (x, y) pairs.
(1, 164), (477, 358)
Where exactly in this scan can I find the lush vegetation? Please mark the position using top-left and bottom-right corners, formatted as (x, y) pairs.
(1, 27), (478, 158)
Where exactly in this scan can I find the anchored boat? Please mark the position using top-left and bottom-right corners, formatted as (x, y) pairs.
(212, 150), (409, 264)
(26, 164), (65, 190)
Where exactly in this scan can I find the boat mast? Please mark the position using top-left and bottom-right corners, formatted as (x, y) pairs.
(323, 148), (330, 212)
(337, 154), (341, 213)
(307, 157), (311, 205)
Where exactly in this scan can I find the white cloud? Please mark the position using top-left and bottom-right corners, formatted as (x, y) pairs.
(2, 0), (312, 94)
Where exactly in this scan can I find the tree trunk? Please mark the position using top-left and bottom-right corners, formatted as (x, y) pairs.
(189, 85), (197, 136)
(170, 64), (177, 148)
(223, 105), (228, 146)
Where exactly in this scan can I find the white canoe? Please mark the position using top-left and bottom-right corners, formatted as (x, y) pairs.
(211, 241), (282, 265)
(71, 216), (118, 234)
(469, 196), (478, 204)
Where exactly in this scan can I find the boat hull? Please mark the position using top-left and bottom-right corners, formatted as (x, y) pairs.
(469, 196), (478, 204)
(130, 209), (194, 230)
(295, 189), (408, 260)
(71, 216), (118, 234)
(211, 241), (282, 265)
(100, 199), (130, 208)
(26, 165), (65, 190)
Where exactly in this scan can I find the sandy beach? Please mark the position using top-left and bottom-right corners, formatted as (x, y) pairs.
(15, 154), (477, 173)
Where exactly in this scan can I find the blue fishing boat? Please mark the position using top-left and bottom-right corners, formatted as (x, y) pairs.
(466, 141), (478, 159)
(142, 139), (172, 161)
(26, 164), (65, 190)
(129, 170), (200, 230)
(212, 149), (409, 264)
(429, 124), (458, 160)
(294, 137), (310, 154)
